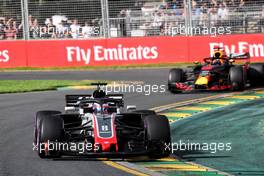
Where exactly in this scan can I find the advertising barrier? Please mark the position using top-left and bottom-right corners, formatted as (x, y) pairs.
(0, 34), (264, 68)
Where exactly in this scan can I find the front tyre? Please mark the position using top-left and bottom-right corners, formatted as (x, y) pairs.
(144, 115), (171, 158)
(36, 113), (64, 158)
(229, 66), (246, 91)
(249, 63), (264, 86)
(168, 68), (185, 93)
(132, 110), (156, 116)
(34, 111), (61, 146)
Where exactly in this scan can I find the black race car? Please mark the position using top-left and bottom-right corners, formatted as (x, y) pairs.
(168, 48), (264, 92)
(34, 83), (171, 158)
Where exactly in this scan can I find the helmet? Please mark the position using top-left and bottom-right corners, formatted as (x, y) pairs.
(102, 104), (110, 113)
(213, 51), (223, 59)
(212, 59), (222, 65)
(93, 103), (101, 113)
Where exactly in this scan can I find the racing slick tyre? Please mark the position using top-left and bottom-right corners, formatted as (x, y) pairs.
(34, 111), (61, 145)
(249, 63), (264, 86)
(36, 113), (64, 158)
(168, 68), (185, 93)
(144, 115), (171, 159)
(229, 66), (246, 91)
(133, 110), (156, 116)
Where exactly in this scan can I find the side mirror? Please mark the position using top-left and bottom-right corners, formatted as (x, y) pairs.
(126, 105), (137, 112)
(65, 106), (75, 111)
(65, 106), (78, 113)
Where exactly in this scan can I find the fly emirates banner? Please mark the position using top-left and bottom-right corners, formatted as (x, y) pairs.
(0, 34), (264, 68)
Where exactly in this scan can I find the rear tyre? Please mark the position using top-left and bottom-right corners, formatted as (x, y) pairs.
(229, 66), (246, 91)
(36, 113), (64, 158)
(144, 115), (171, 158)
(168, 68), (185, 93)
(249, 63), (264, 86)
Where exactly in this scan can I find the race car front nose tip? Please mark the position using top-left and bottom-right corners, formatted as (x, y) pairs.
(195, 76), (209, 85)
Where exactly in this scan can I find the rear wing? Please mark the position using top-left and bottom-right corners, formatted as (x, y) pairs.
(66, 95), (92, 107)
(65, 94), (124, 107)
(229, 52), (250, 60)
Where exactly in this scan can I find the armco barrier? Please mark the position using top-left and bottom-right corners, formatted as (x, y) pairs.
(0, 34), (264, 68)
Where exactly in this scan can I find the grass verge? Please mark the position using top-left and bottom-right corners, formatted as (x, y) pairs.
(0, 80), (105, 93)
(0, 63), (192, 72)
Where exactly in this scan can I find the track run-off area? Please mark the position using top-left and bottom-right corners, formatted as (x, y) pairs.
(0, 68), (263, 176)
(152, 90), (264, 176)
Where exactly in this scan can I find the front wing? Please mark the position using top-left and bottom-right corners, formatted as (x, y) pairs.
(169, 82), (232, 91)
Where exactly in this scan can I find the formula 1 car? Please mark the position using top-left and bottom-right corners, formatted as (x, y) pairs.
(34, 83), (171, 158)
(168, 47), (264, 92)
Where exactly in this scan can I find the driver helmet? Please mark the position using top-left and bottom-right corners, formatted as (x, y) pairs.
(212, 59), (222, 65)
(102, 104), (110, 113)
(93, 103), (101, 113)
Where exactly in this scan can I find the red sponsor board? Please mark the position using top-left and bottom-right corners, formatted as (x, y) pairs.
(189, 34), (264, 62)
(0, 41), (27, 67)
(0, 34), (263, 68)
(26, 36), (188, 67)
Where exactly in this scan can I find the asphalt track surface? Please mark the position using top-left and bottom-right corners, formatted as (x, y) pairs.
(171, 98), (264, 176)
(0, 68), (171, 82)
(0, 68), (219, 176)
